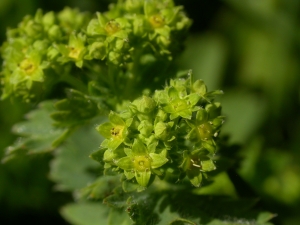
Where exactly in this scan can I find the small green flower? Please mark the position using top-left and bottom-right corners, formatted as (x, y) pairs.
(138, 120), (153, 137)
(56, 32), (86, 68)
(180, 150), (216, 187)
(11, 50), (48, 89)
(57, 7), (91, 34)
(186, 102), (224, 153)
(87, 13), (129, 40)
(132, 95), (156, 114)
(162, 87), (200, 120)
(116, 139), (168, 187)
(154, 121), (174, 141)
(96, 111), (132, 150)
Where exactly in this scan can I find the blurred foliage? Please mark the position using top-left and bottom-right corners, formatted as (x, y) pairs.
(1, 0), (300, 224)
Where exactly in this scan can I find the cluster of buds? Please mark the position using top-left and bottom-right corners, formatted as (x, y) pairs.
(0, 8), (91, 99)
(0, 0), (191, 100)
(93, 76), (224, 188)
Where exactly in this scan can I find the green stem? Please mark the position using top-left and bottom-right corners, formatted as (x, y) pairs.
(60, 74), (88, 93)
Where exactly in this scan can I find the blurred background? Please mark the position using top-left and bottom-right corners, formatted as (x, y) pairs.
(0, 0), (300, 224)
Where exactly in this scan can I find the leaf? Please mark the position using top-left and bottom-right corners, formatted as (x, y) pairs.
(60, 202), (109, 225)
(221, 90), (267, 144)
(157, 206), (197, 225)
(51, 89), (100, 127)
(2, 100), (67, 163)
(49, 117), (104, 191)
(80, 176), (120, 200)
(108, 208), (132, 225)
(256, 212), (276, 224)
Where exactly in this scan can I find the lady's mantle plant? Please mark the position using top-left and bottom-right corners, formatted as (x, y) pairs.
(0, 0), (275, 224)
(93, 76), (224, 189)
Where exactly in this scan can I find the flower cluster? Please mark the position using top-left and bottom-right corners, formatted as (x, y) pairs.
(93, 76), (224, 188)
(0, 8), (91, 100)
(0, 0), (191, 100)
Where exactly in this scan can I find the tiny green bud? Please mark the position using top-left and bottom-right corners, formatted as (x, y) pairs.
(197, 122), (213, 141)
(132, 95), (156, 114)
(105, 20), (121, 35)
(154, 121), (171, 141)
(149, 14), (165, 29)
(138, 120), (153, 136)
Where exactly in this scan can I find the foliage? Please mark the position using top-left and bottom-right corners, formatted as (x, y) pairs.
(1, 0), (300, 224)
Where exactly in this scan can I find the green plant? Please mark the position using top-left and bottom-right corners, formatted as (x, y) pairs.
(1, 0), (276, 224)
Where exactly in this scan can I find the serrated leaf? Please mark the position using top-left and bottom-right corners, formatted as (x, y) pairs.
(80, 176), (120, 200)
(256, 212), (276, 224)
(49, 117), (104, 191)
(51, 89), (100, 127)
(108, 208), (132, 225)
(60, 202), (109, 225)
(2, 101), (67, 163)
(157, 206), (197, 225)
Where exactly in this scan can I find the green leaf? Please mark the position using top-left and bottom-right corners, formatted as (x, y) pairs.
(60, 202), (109, 225)
(49, 118), (103, 191)
(157, 205), (197, 225)
(80, 176), (121, 200)
(2, 101), (67, 162)
(108, 208), (132, 225)
(51, 89), (99, 128)
(256, 212), (276, 224)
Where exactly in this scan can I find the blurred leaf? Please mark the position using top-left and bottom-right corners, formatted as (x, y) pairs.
(49, 118), (104, 191)
(60, 202), (109, 225)
(107, 208), (132, 225)
(157, 205), (197, 225)
(51, 89), (102, 128)
(2, 101), (68, 163)
(80, 176), (120, 200)
(179, 33), (228, 90)
(221, 90), (267, 144)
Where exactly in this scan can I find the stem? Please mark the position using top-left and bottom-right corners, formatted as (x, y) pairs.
(60, 74), (88, 93)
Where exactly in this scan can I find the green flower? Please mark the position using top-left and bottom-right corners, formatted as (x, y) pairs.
(116, 139), (168, 187)
(180, 150), (216, 187)
(10, 50), (48, 89)
(56, 32), (86, 68)
(162, 87), (200, 120)
(191, 79), (224, 102)
(57, 7), (91, 34)
(186, 102), (224, 153)
(87, 12), (129, 40)
(144, 0), (192, 50)
(132, 95), (156, 114)
(96, 111), (132, 150)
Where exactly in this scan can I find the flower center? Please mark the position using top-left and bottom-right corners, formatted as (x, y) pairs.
(20, 59), (36, 75)
(133, 155), (151, 172)
(197, 122), (213, 140)
(105, 20), (120, 35)
(149, 14), (164, 28)
(68, 47), (81, 59)
(172, 99), (187, 112)
(110, 125), (124, 139)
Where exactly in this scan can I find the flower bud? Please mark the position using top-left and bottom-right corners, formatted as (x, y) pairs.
(132, 96), (156, 114)
(138, 120), (153, 136)
(154, 121), (171, 140)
